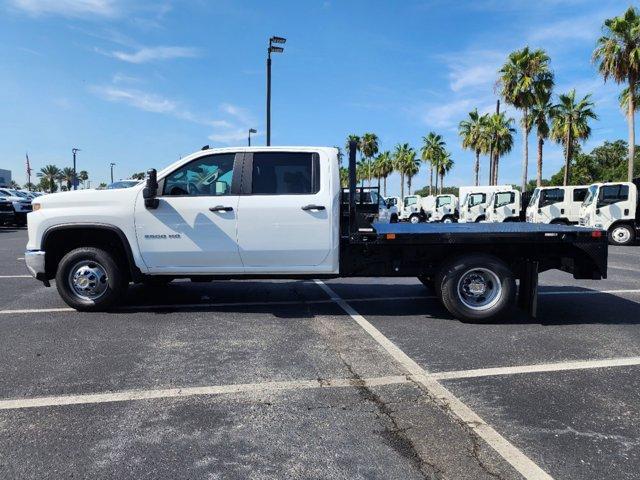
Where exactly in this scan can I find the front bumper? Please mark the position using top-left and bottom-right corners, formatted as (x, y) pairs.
(25, 250), (46, 281)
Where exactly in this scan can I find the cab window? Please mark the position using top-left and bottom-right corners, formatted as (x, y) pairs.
(573, 188), (587, 202)
(468, 193), (486, 207)
(495, 192), (514, 207)
(251, 152), (319, 195)
(541, 188), (564, 205)
(436, 196), (451, 208)
(600, 184), (629, 204)
(163, 154), (235, 196)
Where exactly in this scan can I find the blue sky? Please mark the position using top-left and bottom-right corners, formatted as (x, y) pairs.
(0, 0), (632, 193)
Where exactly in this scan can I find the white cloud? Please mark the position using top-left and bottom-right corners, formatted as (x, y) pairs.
(9, 0), (119, 17)
(91, 84), (257, 145)
(108, 46), (199, 64)
(441, 50), (505, 93)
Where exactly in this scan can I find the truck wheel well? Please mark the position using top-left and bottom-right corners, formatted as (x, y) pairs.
(42, 226), (138, 281)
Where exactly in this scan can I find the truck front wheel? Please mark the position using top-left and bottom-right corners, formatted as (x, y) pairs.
(409, 214), (421, 224)
(55, 247), (128, 311)
(438, 254), (515, 322)
(608, 224), (635, 246)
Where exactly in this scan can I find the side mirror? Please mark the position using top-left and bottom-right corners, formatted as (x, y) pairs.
(143, 169), (159, 209)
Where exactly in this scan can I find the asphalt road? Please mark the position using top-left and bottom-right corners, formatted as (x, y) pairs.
(1, 226), (639, 479)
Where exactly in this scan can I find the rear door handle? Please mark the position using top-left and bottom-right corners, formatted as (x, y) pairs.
(301, 204), (326, 211)
(209, 205), (233, 212)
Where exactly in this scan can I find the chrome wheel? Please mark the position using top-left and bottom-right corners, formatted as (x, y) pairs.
(612, 226), (631, 244)
(443, 217), (453, 223)
(456, 267), (502, 311)
(410, 215), (420, 224)
(68, 260), (109, 301)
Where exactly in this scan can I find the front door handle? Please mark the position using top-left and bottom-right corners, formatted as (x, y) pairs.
(301, 204), (326, 211)
(209, 205), (233, 212)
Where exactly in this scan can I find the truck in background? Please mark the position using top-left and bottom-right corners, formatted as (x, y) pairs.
(399, 194), (435, 223)
(459, 185), (512, 223)
(579, 178), (640, 246)
(526, 185), (588, 225)
(430, 194), (458, 223)
(485, 188), (522, 222)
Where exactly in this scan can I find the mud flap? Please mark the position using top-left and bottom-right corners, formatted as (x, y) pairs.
(517, 260), (539, 318)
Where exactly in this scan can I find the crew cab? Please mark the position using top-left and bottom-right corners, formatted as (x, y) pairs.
(25, 144), (608, 322)
(459, 186), (512, 223)
(486, 189), (522, 222)
(579, 179), (640, 246)
(526, 185), (588, 225)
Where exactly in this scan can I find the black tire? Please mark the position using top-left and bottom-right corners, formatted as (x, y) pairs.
(390, 214), (398, 224)
(55, 247), (128, 311)
(438, 254), (516, 322)
(608, 224), (635, 246)
(409, 214), (421, 224)
(550, 218), (568, 225)
(474, 215), (485, 223)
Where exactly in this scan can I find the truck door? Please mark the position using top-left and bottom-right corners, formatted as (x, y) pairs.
(540, 188), (564, 222)
(570, 188), (588, 222)
(134, 152), (244, 272)
(597, 183), (632, 227)
(236, 151), (334, 271)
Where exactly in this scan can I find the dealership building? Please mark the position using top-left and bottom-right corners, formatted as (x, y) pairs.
(0, 169), (11, 188)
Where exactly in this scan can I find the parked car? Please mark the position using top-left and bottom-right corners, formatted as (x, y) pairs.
(0, 188), (32, 226)
(579, 178), (640, 246)
(0, 197), (15, 225)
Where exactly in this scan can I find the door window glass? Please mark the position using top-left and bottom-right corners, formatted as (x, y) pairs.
(252, 152), (319, 194)
(163, 154), (235, 196)
(601, 184), (629, 203)
(573, 188), (587, 202)
(495, 192), (514, 207)
(436, 196), (451, 208)
(468, 193), (486, 207)
(541, 188), (564, 204)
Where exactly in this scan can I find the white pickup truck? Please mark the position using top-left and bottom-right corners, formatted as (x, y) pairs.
(25, 144), (609, 322)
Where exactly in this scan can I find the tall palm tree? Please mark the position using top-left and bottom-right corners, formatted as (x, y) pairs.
(339, 167), (349, 188)
(78, 170), (89, 188)
(437, 152), (454, 193)
(530, 91), (554, 186)
(37, 165), (60, 193)
(593, 6), (640, 181)
(401, 148), (420, 195)
(345, 134), (361, 162)
(372, 151), (394, 196)
(499, 47), (554, 192)
(550, 90), (597, 185)
(360, 132), (379, 186)
(458, 109), (489, 186)
(61, 167), (75, 190)
(486, 112), (516, 185)
(420, 132), (445, 194)
(393, 143), (411, 200)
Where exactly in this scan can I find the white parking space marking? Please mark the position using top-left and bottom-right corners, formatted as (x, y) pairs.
(432, 356), (640, 381)
(0, 275), (31, 279)
(1, 289), (640, 316)
(314, 280), (553, 480)
(0, 375), (408, 411)
(609, 264), (640, 273)
(16, 257), (24, 260)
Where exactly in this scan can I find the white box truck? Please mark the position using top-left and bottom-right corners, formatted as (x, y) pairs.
(459, 185), (512, 223)
(579, 178), (640, 245)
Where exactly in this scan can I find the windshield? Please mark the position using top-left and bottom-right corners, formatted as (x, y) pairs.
(404, 196), (417, 206)
(436, 196), (451, 208)
(583, 185), (598, 206)
(528, 188), (540, 207)
(107, 180), (140, 189)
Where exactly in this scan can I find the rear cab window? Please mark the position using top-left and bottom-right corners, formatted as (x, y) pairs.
(251, 152), (319, 195)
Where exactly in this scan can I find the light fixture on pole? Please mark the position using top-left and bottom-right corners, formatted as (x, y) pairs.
(248, 128), (257, 146)
(267, 35), (286, 146)
(72, 148), (81, 190)
(110, 163), (116, 184)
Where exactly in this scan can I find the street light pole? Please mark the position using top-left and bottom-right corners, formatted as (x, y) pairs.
(110, 163), (116, 184)
(72, 148), (81, 190)
(266, 36), (286, 146)
(248, 128), (257, 146)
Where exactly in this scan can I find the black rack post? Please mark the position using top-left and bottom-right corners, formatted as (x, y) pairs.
(348, 140), (358, 235)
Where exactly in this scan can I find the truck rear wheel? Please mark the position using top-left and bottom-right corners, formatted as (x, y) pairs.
(55, 247), (128, 311)
(438, 254), (515, 322)
(608, 224), (635, 246)
(409, 214), (421, 224)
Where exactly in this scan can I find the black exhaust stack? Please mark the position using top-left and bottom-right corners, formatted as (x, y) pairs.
(348, 140), (357, 235)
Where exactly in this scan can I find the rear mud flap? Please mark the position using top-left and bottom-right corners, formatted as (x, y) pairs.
(517, 260), (539, 318)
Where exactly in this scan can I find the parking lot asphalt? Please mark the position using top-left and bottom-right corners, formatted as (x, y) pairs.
(1, 226), (639, 479)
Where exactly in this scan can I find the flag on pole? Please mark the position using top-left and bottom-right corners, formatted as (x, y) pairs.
(26, 153), (32, 190)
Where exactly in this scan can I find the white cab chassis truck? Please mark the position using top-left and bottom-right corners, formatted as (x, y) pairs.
(458, 186), (512, 223)
(430, 194), (458, 223)
(25, 143), (608, 322)
(400, 194), (435, 223)
(485, 189), (522, 222)
(579, 179), (640, 246)
(526, 185), (588, 225)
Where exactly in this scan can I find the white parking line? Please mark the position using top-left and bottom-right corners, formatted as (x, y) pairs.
(432, 356), (640, 381)
(0, 375), (408, 411)
(1, 289), (640, 316)
(0, 275), (31, 279)
(314, 279), (553, 480)
(609, 265), (640, 273)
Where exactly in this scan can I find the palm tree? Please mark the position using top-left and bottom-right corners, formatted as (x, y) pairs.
(37, 165), (60, 193)
(437, 152), (454, 193)
(420, 132), (445, 194)
(372, 151), (394, 196)
(393, 143), (411, 200)
(499, 47), (554, 192)
(78, 170), (89, 188)
(401, 148), (420, 195)
(339, 167), (350, 188)
(458, 109), (489, 186)
(334, 147), (344, 166)
(486, 112), (516, 185)
(593, 6), (640, 181)
(9, 180), (20, 189)
(550, 90), (597, 185)
(530, 91), (554, 187)
(360, 132), (379, 186)
(61, 167), (75, 190)
(345, 134), (361, 162)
